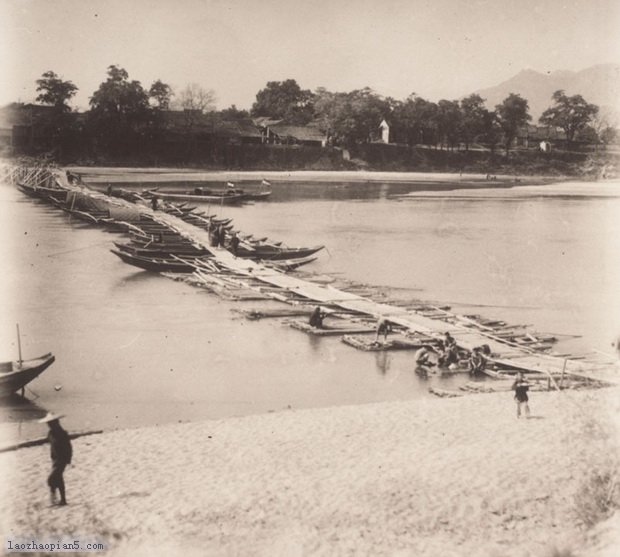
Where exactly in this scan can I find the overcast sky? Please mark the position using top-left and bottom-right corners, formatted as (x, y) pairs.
(1, 0), (619, 110)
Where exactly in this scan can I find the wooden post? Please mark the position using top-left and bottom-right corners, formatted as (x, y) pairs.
(16, 323), (22, 365)
(559, 358), (567, 389)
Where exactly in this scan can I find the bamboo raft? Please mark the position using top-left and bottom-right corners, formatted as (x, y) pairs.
(342, 334), (433, 351)
(289, 320), (377, 336)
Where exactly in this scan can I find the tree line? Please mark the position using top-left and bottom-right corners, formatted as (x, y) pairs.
(23, 67), (617, 161)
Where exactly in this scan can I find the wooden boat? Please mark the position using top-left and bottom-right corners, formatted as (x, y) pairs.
(238, 189), (272, 201)
(113, 241), (210, 258)
(17, 182), (68, 202)
(110, 249), (209, 273)
(261, 254), (318, 271)
(0, 353), (55, 397)
(233, 244), (324, 261)
(237, 180), (273, 201)
(56, 204), (111, 225)
(148, 188), (246, 205)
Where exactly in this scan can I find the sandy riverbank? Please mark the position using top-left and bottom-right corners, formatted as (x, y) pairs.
(1, 389), (619, 556)
(67, 167), (559, 186)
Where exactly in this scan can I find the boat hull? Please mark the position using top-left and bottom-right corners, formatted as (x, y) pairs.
(155, 191), (246, 204)
(0, 353), (55, 397)
(111, 249), (205, 273)
(234, 245), (324, 260)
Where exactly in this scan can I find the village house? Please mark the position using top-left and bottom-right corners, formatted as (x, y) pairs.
(254, 119), (327, 147)
(514, 124), (566, 150)
(160, 110), (259, 143)
(0, 103), (60, 154)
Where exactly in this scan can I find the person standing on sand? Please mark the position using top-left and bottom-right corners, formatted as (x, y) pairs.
(39, 413), (72, 506)
(512, 372), (531, 418)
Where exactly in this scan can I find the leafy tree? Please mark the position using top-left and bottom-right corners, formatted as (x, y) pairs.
(36, 71), (78, 112)
(391, 95), (438, 146)
(434, 99), (462, 150)
(600, 126), (618, 146)
(251, 79), (314, 124)
(478, 108), (501, 154)
(539, 90), (598, 146)
(33, 71), (80, 159)
(218, 105), (250, 120)
(149, 79), (173, 110)
(459, 94), (486, 151)
(88, 65), (150, 153)
(576, 125), (599, 145)
(314, 87), (390, 147)
(496, 93), (531, 154)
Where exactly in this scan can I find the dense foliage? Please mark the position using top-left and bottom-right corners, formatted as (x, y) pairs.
(251, 79), (314, 124)
(8, 69), (613, 163)
(36, 71), (78, 112)
(539, 90), (599, 145)
(495, 94), (531, 154)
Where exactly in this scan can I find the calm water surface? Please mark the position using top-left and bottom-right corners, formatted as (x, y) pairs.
(2, 178), (619, 442)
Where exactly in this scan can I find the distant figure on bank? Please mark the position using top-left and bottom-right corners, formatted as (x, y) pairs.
(230, 232), (240, 257)
(414, 345), (435, 367)
(512, 372), (531, 418)
(151, 195), (159, 211)
(39, 412), (72, 506)
(106, 184), (113, 196)
(374, 317), (392, 344)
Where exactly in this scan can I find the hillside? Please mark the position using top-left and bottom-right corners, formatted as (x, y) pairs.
(473, 64), (620, 121)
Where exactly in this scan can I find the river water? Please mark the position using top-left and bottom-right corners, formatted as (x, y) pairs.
(2, 176), (619, 442)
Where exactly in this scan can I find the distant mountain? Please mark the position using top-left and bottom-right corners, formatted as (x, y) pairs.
(473, 64), (620, 122)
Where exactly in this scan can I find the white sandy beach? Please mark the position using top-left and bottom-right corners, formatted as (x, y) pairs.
(67, 167), (555, 185)
(1, 388), (619, 556)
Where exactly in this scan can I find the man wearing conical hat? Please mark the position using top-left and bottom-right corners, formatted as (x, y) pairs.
(39, 413), (72, 506)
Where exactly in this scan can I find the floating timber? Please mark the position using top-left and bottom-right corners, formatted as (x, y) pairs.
(234, 308), (315, 320)
(428, 387), (463, 398)
(289, 320), (376, 336)
(342, 334), (433, 351)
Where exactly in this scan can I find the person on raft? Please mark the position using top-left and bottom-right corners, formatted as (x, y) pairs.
(468, 346), (486, 376)
(438, 332), (458, 366)
(230, 232), (240, 257)
(414, 345), (436, 367)
(374, 317), (392, 344)
(309, 306), (327, 328)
